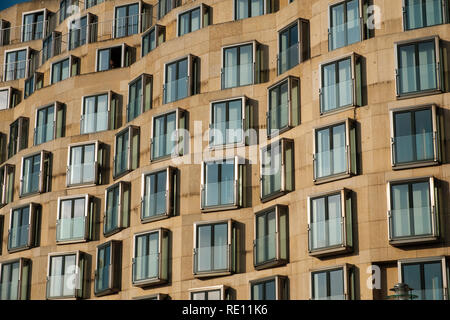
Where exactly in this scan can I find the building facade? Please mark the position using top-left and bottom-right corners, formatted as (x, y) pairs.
(0, 0), (449, 300)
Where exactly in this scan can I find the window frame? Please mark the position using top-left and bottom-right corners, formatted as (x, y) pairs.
(95, 43), (132, 72)
(24, 72), (43, 99)
(68, 13), (96, 51)
(94, 240), (122, 297)
(266, 76), (300, 138)
(3, 47), (31, 82)
(189, 285), (228, 300)
(386, 176), (440, 245)
(177, 4), (210, 37)
(21, 8), (48, 42)
(8, 116), (29, 159)
(113, 125), (140, 179)
(307, 188), (353, 256)
(131, 228), (170, 287)
(0, 163), (14, 206)
(140, 166), (177, 223)
(141, 24), (165, 57)
(313, 118), (357, 184)
(104, 181), (131, 237)
(221, 40), (259, 89)
(33, 101), (65, 146)
(67, 140), (103, 187)
(0, 257), (31, 300)
(127, 73), (153, 122)
(56, 194), (94, 244)
(80, 91), (120, 134)
(7, 202), (40, 253)
(402, 0), (449, 31)
(193, 219), (236, 277)
(157, 0), (181, 20)
(394, 36), (443, 99)
(260, 138), (295, 202)
(0, 86), (20, 109)
(85, 0), (105, 9)
(310, 264), (355, 300)
(249, 275), (288, 300)
(50, 55), (80, 85)
(0, 19), (10, 46)
(163, 54), (198, 104)
(42, 31), (62, 64)
(113, 1), (143, 39)
(233, 0), (273, 21)
(19, 150), (51, 197)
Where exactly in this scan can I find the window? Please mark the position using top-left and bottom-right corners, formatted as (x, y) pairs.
(250, 275), (288, 300)
(56, 195), (94, 243)
(67, 141), (104, 187)
(0, 19), (11, 46)
(387, 177), (440, 244)
(46, 251), (88, 299)
(307, 189), (353, 256)
(34, 102), (65, 146)
(3, 48), (30, 81)
(113, 126), (139, 178)
(260, 138), (294, 202)
(194, 220), (238, 277)
(0, 164), (14, 206)
(24, 72), (43, 99)
(127, 74), (152, 122)
(158, 0), (181, 20)
(132, 228), (170, 287)
(222, 41), (262, 89)
(8, 117), (29, 159)
(163, 54), (199, 104)
(201, 156), (246, 211)
(151, 108), (187, 161)
(399, 257), (448, 300)
(254, 205), (288, 269)
(8, 203), (40, 252)
(320, 53), (362, 114)
(96, 44), (133, 72)
(104, 181), (130, 236)
(95, 240), (122, 296)
(234, 0), (273, 20)
(114, 3), (140, 38)
(22, 9), (47, 42)
(141, 166), (177, 222)
(395, 36), (443, 97)
(267, 76), (300, 138)
(20, 151), (51, 197)
(190, 285), (228, 300)
(132, 293), (169, 300)
(278, 19), (310, 75)
(0, 87), (20, 109)
(313, 119), (357, 183)
(390, 105), (442, 168)
(177, 4), (210, 37)
(42, 32), (62, 64)
(0, 133), (6, 164)
(311, 265), (355, 300)
(51, 56), (80, 84)
(328, 0), (365, 51)
(142, 24), (165, 57)
(86, 0), (104, 9)
(210, 97), (251, 147)
(403, 0), (447, 30)
(69, 14), (96, 51)
(0, 258), (31, 300)
(59, 0), (78, 24)
(81, 92), (119, 134)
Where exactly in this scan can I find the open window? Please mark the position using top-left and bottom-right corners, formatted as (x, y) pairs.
(200, 156), (246, 212)
(24, 72), (43, 99)
(313, 119), (357, 183)
(0, 87), (20, 109)
(177, 4), (210, 37)
(96, 44), (133, 72)
(278, 18), (310, 75)
(81, 91), (120, 134)
(56, 195), (95, 244)
(50, 55), (80, 84)
(234, 0), (274, 20)
(0, 164), (14, 206)
(46, 251), (88, 299)
(34, 102), (65, 146)
(193, 219), (239, 277)
(151, 108), (187, 161)
(310, 264), (356, 300)
(8, 117), (29, 159)
(132, 228), (170, 287)
(0, 258), (31, 300)
(8, 203), (40, 253)
(95, 240), (122, 296)
(141, 166), (177, 223)
(113, 125), (140, 179)
(20, 150), (51, 197)
(190, 285), (229, 300)
(254, 204), (289, 270)
(142, 24), (165, 57)
(260, 138), (294, 202)
(307, 189), (353, 256)
(67, 141), (105, 187)
(250, 275), (288, 300)
(163, 54), (199, 104)
(127, 74), (152, 122)
(387, 176), (441, 245)
(104, 181), (130, 236)
(21, 8), (48, 42)
(267, 76), (300, 138)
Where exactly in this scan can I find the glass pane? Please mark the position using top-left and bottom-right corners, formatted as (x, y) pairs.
(191, 8), (201, 32)
(98, 49), (110, 71)
(197, 225), (211, 272)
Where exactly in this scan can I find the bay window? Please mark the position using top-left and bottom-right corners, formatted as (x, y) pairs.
(278, 19), (310, 75)
(95, 240), (122, 296)
(34, 102), (65, 146)
(311, 265), (355, 300)
(8, 203), (40, 252)
(250, 275), (288, 300)
(56, 195), (94, 243)
(67, 141), (104, 187)
(50, 55), (80, 84)
(127, 74), (152, 122)
(142, 24), (165, 57)
(104, 181), (130, 236)
(81, 91), (119, 134)
(403, 0), (448, 30)
(190, 285), (228, 300)
(177, 4), (210, 37)
(163, 54), (199, 104)
(8, 117), (29, 159)
(113, 125), (140, 178)
(0, 164), (14, 206)
(0, 258), (31, 300)
(0, 87), (20, 109)
(329, 0), (365, 51)
(96, 44), (133, 72)
(22, 9), (47, 42)
(20, 151), (51, 197)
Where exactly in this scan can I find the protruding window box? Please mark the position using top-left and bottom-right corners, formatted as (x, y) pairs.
(307, 189), (353, 257)
(310, 264), (356, 300)
(42, 31), (61, 64)
(189, 285), (229, 300)
(193, 219), (238, 278)
(387, 177), (441, 246)
(250, 275), (288, 300)
(81, 91), (120, 134)
(56, 195), (95, 244)
(254, 205), (289, 270)
(177, 4), (210, 37)
(94, 240), (122, 297)
(0, 258), (31, 300)
(0, 86), (21, 109)
(8, 117), (29, 159)
(96, 44), (133, 72)
(127, 74), (152, 122)
(24, 72), (43, 99)
(142, 24), (165, 57)
(163, 54), (199, 104)
(7, 203), (40, 253)
(113, 125), (140, 179)
(67, 141), (105, 187)
(141, 166), (177, 223)
(19, 150), (51, 197)
(34, 102), (65, 146)
(50, 55), (80, 85)
(132, 228), (170, 287)
(0, 163), (14, 207)
(104, 181), (130, 237)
